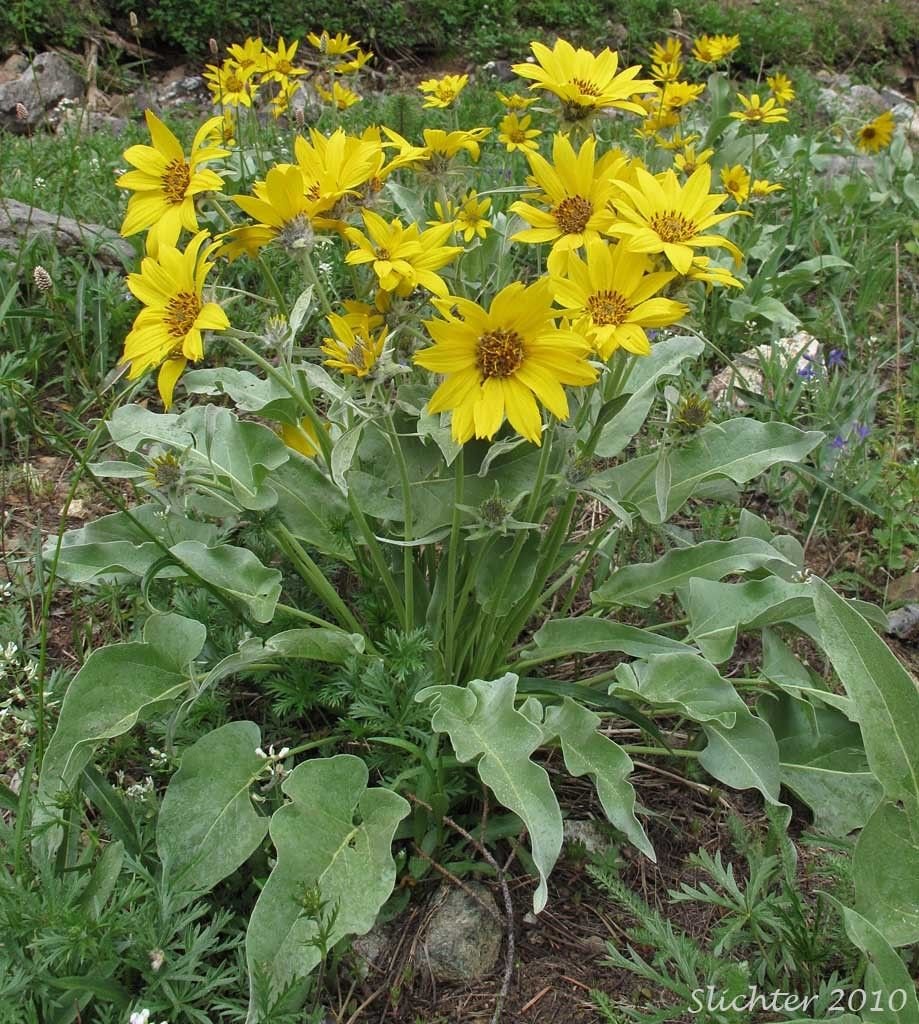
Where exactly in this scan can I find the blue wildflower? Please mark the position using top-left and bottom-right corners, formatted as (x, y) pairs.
(855, 422), (870, 440)
(827, 348), (845, 368)
(830, 435), (847, 450)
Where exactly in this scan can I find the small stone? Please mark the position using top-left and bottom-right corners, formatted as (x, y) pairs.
(564, 819), (616, 857)
(886, 605), (919, 642)
(419, 883), (503, 982)
(0, 52), (84, 132)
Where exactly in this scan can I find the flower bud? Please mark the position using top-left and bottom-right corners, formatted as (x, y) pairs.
(209, 37), (219, 55)
(33, 266), (52, 292)
(129, 10), (138, 29)
(15, 102), (28, 122)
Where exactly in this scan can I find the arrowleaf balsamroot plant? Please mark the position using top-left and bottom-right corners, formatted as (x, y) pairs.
(28, 29), (919, 1023)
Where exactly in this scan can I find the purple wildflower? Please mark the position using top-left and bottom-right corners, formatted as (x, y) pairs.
(855, 422), (871, 440)
(797, 365), (815, 380)
(827, 348), (845, 368)
(830, 435), (847, 450)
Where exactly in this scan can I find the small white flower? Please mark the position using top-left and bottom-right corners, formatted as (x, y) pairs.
(129, 1011), (151, 1024)
(148, 948), (166, 972)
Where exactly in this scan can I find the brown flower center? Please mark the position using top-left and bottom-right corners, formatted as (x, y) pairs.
(375, 247), (391, 260)
(649, 210), (697, 243)
(304, 181), (322, 201)
(164, 291), (200, 338)
(162, 159), (191, 204)
(569, 77), (601, 97)
(587, 289), (631, 326)
(226, 74), (245, 93)
(554, 195), (593, 235)
(476, 328), (525, 379)
(862, 126), (877, 140)
(508, 129), (527, 143)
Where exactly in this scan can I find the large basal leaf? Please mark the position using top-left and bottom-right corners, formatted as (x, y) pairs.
(542, 698), (655, 860)
(182, 367), (293, 416)
(416, 673), (563, 912)
(589, 419), (822, 524)
(593, 335), (704, 458)
(614, 652), (748, 727)
(200, 628), (365, 691)
(761, 628), (854, 717)
(839, 903), (919, 1022)
(107, 404), (289, 510)
(169, 541), (282, 623)
(811, 579), (919, 816)
(593, 538), (794, 608)
(686, 577), (814, 663)
(525, 617), (695, 663)
(35, 613), (205, 851)
(271, 457), (354, 560)
(50, 505), (219, 585)
(245, 756), (408, 1017)
(157, 721), (269, 899)
(699, 709), (782, 804)
(758, 691), (882, 837)
(853, 801), (919, 947)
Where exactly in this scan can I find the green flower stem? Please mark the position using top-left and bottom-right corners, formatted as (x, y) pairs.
(346, 490), (407, 627)
(270, 524), (367, 638)
(385, 413), (416, 632)
(554, 519), (610, 618)
(300, 247), (334, 317)
(472, 428), (554, 675)
(620, 745), (701, 759)
(274, 602), (343, 630)
(443, 447), (465, 683)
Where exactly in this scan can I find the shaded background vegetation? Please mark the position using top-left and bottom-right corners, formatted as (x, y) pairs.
(2, 0), (919, 77)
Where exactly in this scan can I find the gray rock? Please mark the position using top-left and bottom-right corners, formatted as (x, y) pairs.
(53, 103), (128, 137)
(351, 921), (394, 978)
(0, 198), (134, 269)
(419, 883), (503, 982)
(564, 819), (616, 856)
(0, 52), (84, 132)
(481, 60), (515, 82)
(886, 605), (919, 642)
(0, 53), (28, 84)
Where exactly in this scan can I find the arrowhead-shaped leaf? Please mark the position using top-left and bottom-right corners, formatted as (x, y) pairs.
(157, 721), (269, 900)
(169, 542), (282, 623)
(619, 652), (748, 726)
(839, 903), (919, 1020)
(525, 618), (695, 663)
(417, 674), (563, 912)
(699, 709), (782, 804)
(542, 699), (654, 860)
(245, 755), (408, 1012)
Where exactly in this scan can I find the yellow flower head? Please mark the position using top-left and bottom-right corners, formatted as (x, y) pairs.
(294, 128), (382, 213)
(261, 37), (308, 85)
(203, 109), (237, 148)
(223, 164), (320, 259)
(321, 312), (386, 377)
(121, 230), (229, 409)
(225, 37), (265, 74)
(495, 90), (537, 111)
(204, 60), (257, 107)
(270, 79), (302, 118)
(344, 210), (461, 297)
(730, 93), (789, 125)
(510, 133), (624, 257)
(649, 38), (683, 65)
(855, 110), (895, 153)
(651, 58), (684, 83)
(431, 190), (492, 242)
(684, 255), (744, 289)
(692, 33), (740, 63)
(656, 130), (700, 152)
(719, 164), (751, 204)
(661, 80), (706, 111)
(420, 127), (492, 163)
(415, 278), (598, 444)
(336, 48), (374, 74)
(608, 164), (744, 274)
(549, 238), (688, 359)
(317, 80), (362, 110)
(307, 30), (360, 55)
(419, 73), (469, 108)
(117, 110), (228, 254)
(674, 143), (714, 175)
(766, 72), (795, 104)
(750, 178), (784, 197)
(512, 38), (655, 120)
(498, 111), (541, 154)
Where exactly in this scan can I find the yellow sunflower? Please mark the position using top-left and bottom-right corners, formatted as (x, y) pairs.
(608, 164), (744, 274)
(316, 80), (362, 110)
(223, 165), (320, 259)
(692, 34), (740, 63)
(674, 144), (714, 175)
(651, 59), (684, 83)
(684, 255), (744, 289)
(225, 37), (265, 75)
(321, 313), (387, 377)
(750, 178), (784, 197)
(419, 73), (468, 108)
(117, 110), (228, 255)
(549, 239), (687, 358)
(649, 38), (682, 65)
(204, 60), (257, 107)
(510, 133), (623, 257)
(415, 279), (598, 444)
(498, 112), (542, 154)
(730, 93), (789, 125)
(430, 191), (492, 242)
(420, 127), (492, 163)
(120, 231), (228, 409)
(261, 37), (309, 85)
(766, 72), (795, 104)
(661, 80), (706, 111)
(512, 38), (654, 120)
(344, 211), (461, 297)
(855, 110), (895, 153)
(294, 128), (381, 212)
(495, 90), (537, 111)
(307, 31), (360, 56)
(719, 164), (750, 204)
